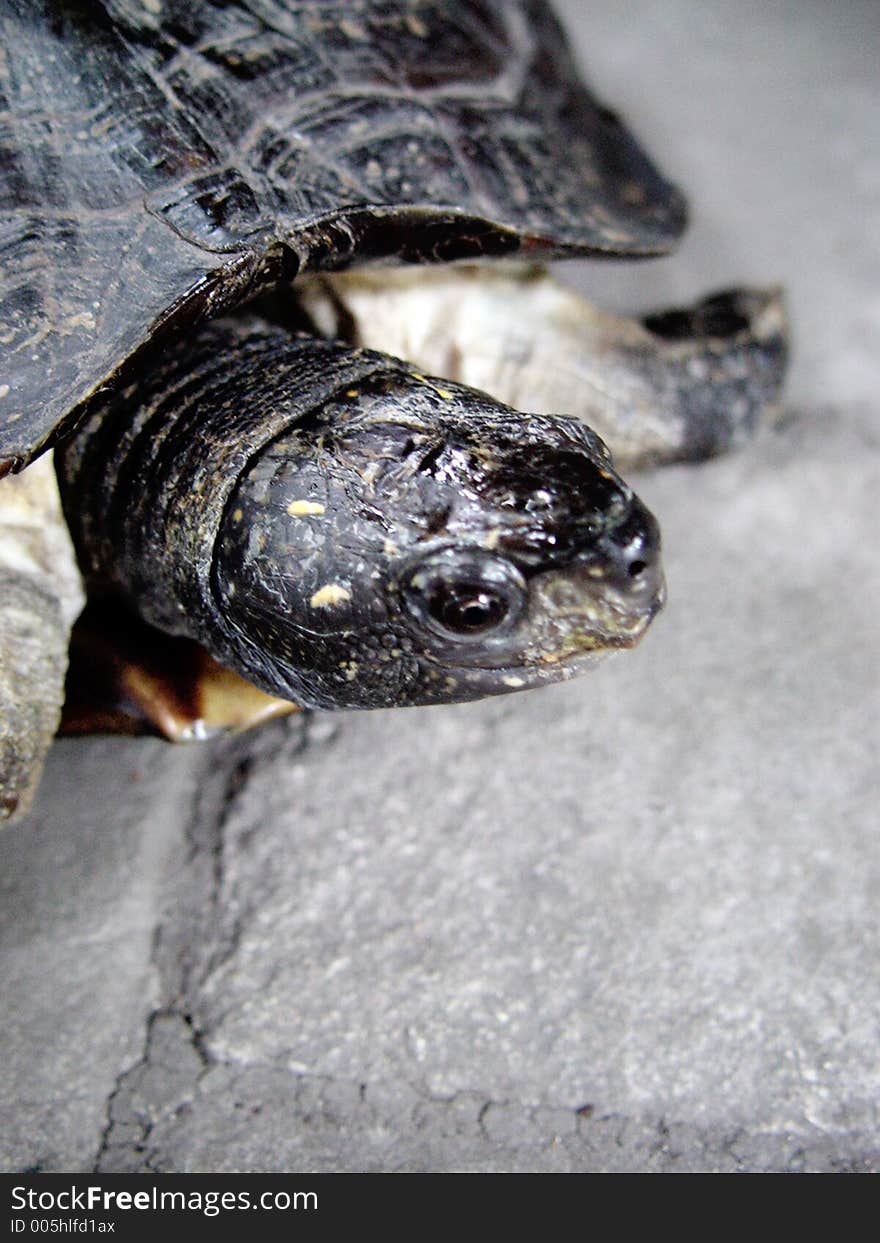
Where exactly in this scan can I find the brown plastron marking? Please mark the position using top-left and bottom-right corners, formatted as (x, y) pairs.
(61, 599), (296, 741)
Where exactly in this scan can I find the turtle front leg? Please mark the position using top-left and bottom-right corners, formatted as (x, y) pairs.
(300, 267), (788, 470)
(0, 455), (84, 822)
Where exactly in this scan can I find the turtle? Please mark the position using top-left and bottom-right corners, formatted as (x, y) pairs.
(0, 0), (787, 823)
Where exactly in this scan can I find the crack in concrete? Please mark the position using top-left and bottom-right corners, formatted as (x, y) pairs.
(91, 714), (312, 1173)
(93, 1009), (210, 1173)
(93, 1030), (880, 1173)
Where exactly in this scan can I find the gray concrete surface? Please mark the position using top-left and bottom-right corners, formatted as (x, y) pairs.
(2, 1), (878, 1173)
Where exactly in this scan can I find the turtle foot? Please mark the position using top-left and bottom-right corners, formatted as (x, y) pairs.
(638, 285), (789, 465)
(0, 576), (69, 822)
(0, 456), (84, 824)
(301, 267), (789, 470)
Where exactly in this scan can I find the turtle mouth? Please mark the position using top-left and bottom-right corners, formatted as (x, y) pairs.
(422, 578), (665, 700)
(522, 491), (666, 668)
(424, 643), (621, 701)
(533, 594), (664, 664)
(530, 573), (666, 661)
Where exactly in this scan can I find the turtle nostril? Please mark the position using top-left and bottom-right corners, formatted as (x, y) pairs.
(578, 495), (662, 597)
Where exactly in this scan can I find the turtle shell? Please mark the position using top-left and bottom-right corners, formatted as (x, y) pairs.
(0, 0), (686, 473)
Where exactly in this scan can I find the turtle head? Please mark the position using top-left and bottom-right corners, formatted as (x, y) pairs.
(214, 370), (664, 708)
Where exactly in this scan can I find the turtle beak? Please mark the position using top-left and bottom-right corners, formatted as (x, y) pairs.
(529, 495), (665, 661)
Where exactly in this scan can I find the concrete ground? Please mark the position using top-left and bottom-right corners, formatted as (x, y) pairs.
(2, 0), (878, 1173)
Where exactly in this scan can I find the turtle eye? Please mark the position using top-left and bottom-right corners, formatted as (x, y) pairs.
(403, 552), (526, 642)
(426, 582), (509, 635)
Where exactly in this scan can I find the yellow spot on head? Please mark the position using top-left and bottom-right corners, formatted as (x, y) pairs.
(340, 18), (366, 39)
(412, 373), (453, 400)
(346, 389), (360, 398)
(287, 499), (326, 516)
(310, 584), (351, 609)
(232, 508), (243, 523)
(405, 13), (429, 36)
